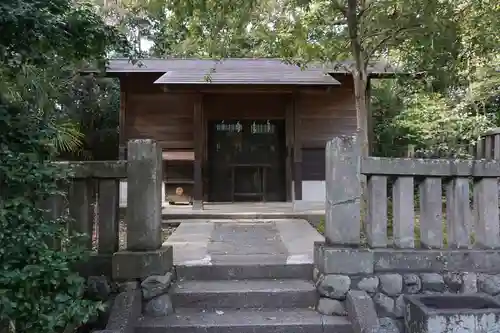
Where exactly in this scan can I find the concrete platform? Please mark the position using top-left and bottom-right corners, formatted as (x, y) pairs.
(161, 202), (325, 221)
(163, 219), (324, 267)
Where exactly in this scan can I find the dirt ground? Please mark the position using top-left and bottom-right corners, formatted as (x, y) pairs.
(92, 221), (177, 251)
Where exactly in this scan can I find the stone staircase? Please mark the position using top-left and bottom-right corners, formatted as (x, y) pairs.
(135, 262), (352, 333)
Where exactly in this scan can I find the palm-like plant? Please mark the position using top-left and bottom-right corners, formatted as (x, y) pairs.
(57, 74), (120, 161)
(50, 121), (85, 156)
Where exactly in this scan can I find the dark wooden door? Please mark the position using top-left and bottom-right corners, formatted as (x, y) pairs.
(208, 119), (286, 202)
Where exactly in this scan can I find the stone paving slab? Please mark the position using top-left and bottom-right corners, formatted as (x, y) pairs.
(210, 254), (289, 265)
(209, 222), (288, 256)
(159, 202), (325, 223)
(163, 219), (324, 266)
(275, 219), (324, 264)
(165, 222), (214, 265)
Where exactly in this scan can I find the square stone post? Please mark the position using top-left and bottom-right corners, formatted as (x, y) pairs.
(446, 177), (472, 249)
(325, 135), (362, 245)
(126, 139), (162, 251)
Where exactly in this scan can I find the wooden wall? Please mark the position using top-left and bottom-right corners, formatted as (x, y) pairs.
(120, 73), (357, 199)
(297, 76), (357, 181)
(122, 74), (196, 150)
(204, 94), (287, 119)
(120, 74), (196, 201)
(126, 93), (195, 149)
(121, 74), (356, 151)
(297, 76), (357, 148)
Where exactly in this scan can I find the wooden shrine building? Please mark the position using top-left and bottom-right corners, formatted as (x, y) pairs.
(90, 58), (395, 208)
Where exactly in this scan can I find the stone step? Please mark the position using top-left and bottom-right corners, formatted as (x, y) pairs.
(170, 279), (317, 310)
(136, 308), (352, 333)
(176, 263), (313, 281)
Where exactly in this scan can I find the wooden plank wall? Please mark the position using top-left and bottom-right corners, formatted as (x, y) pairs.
(126, 93), (195, 150)
(297, 76), (357, 148)
(297, 76), (357, 181)
(203, 93), (287, 119)
(122, 74), (196, 150)
(120, 73), (358, 200)
(121, 74), (196, 201)
(122, 74), (356, 152)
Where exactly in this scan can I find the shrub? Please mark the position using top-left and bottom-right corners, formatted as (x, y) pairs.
(0, 96), (102, 333)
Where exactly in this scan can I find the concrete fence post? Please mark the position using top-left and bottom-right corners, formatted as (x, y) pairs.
(126, 139), (162, 251)
(325, 135), (362, 245)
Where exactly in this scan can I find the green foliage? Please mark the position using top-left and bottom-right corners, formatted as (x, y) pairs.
(0, 96), (103, 333)
(51, 121), (86, 155)
(0, 0), (128, 68)
(101, 0), (275, 58)
(398, 1), (500, 93)
(396, 93), (491, 157)
(1, 0), (129, 159)
(0, 0), (130, 332)
(316, 217), (325, 235)
(372, 72), (497, 158)
(60, 75), (121, 160)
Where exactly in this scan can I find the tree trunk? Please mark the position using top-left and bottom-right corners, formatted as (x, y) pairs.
(346, 0), (370, 157)
(353, 70), (369, 157)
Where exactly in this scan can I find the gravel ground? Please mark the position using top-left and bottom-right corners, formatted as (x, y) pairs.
(92, 220), (177, 251)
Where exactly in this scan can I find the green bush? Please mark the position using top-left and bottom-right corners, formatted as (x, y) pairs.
(0, 96), (102, 333)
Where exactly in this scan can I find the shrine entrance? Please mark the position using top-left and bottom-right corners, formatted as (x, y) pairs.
(207, 119), (286, 202)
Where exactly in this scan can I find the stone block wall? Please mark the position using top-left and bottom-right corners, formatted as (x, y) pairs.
(314, 243), (500, 324)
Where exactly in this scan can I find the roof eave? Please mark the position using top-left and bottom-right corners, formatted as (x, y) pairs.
(80, 69), (418, 79)
(153, 82), (341, 86)
(153, 71), (342, 86)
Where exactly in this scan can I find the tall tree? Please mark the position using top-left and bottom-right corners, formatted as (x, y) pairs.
(269, 0), (466, 155)
(253, 0), (498, 156)
(396, 0), (500, 93)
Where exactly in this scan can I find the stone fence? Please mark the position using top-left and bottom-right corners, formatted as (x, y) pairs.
(47, 139), (174, 333)
(315, 134), (500, 327)
(46, 139), (171, 279)
(325, 134), (500, 249)
(476, 127), (500, 159)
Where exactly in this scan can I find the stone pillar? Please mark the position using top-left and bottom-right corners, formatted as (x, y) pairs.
(325, 135), (362, 245)
(126, 139), (162, 251)
(419, 178), (443, 248)
(392, 177), (415, 248)
(446, 177), (472, 249)
(474, 178), (500, 249)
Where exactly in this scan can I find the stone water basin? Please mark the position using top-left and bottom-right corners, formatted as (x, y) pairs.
(405, 294), (500, 333)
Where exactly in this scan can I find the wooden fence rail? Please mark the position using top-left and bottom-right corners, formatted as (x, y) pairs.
(326, 135), (500, 250)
